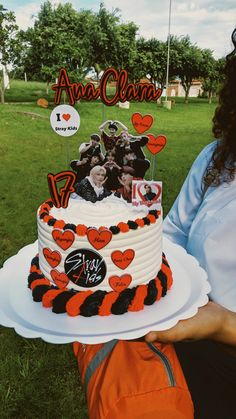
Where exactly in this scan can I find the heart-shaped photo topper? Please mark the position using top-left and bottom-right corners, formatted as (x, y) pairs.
(131, 112), (154, 134)
(111, 249), (135, 270)
(137, 182), (162, 207)
(146, 134), (167, 155)
(62, 113), (71, 121)
(52, 229), (75, 250)
(109, 274), (132, 292)
(51, 269), (69, 289)
(87, 228), (112, 250)
(43, 248), (61, 268)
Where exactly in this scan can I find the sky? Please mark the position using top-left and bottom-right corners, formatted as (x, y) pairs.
(3, 0), (236, 58)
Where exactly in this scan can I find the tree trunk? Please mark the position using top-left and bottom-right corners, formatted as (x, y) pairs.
(0, 72), (5, 103)
(46, 80), (49, 95)
(0, 88), (4, 104)
(208, 91), (212, 104)
(181, 79), (191, 104)
(184, 85), (191, 104)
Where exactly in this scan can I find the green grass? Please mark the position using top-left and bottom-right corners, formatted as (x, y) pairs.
(0, 81), (217, 418)
(4, 80), (56, 103)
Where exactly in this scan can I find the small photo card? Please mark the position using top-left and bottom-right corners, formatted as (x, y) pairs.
(132, 180), (162, 208)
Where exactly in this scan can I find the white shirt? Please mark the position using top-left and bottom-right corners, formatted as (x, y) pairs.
(163, 141), (236, 312)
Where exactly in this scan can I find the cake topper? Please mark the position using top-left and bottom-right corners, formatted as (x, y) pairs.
(131, 112), (154, 134)
(75, 166), (112, 203)
(70, 134), (104, 184)
(132, 180), (162, 208)
(146, 134), (167, 179)
(47, 171), (76, 208)
(68, 119), (151, 202)
(50, 104), (80, 137)
(146, 134), (167, 155)
(99, 119), (128, 150)
(52, 67), (162, 107)
(130, 112), (167, 180)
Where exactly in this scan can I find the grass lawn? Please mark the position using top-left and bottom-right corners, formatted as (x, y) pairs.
(0, 80), (218, 418)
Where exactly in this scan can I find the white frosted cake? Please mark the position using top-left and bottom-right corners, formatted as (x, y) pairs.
(28, 195), (173, 316)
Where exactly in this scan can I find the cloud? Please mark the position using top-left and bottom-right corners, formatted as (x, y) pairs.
(103, 0), (236, 57)
(12, 0), (236, 58)
(14, 2), (40, 29)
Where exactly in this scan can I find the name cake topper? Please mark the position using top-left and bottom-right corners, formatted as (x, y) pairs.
(52, 67), (162, 107)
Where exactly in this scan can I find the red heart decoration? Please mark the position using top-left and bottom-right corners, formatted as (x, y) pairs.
(111, 249), (135, 270)
(131, 112), (154, 134)
(109, 274), (132, 292)
(87, 228), (112, 250)
(51, 269), (69, 289)
(52, 229), (75, 250)
(62, 113), (71, 121)
(146, 134), (167, 155)
(137, 183), (162, 207)
(43, 248), (61, 268)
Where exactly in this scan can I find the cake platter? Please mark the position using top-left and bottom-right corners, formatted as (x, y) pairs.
(0, 237), (211, 344)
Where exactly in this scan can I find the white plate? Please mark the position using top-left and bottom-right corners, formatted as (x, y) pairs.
(0, 238), (211, 344)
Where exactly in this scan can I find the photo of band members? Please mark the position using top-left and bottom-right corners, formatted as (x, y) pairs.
(70, 120), (151, 203)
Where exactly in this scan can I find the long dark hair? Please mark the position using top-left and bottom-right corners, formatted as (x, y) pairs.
(203, 28), (236, 187)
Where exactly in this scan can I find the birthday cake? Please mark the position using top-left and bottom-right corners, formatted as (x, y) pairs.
(28, 195), (172, 316)
(28, 118), (172, 316)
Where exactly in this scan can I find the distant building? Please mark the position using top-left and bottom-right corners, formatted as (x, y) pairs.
(167, 79), (203, 97)
(139, 77), (151, 84)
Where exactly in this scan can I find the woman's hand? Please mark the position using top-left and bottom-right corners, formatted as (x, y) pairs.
(145, 302), (236, 347)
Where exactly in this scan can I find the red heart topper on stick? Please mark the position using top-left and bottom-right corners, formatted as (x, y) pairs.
(146, 134), (167, 155)
(111, 249), (135, 270)
(131, 112), (154, 134)
(43, 248), (61, 268)
(87, 228), (112, 250)
(109, 274), (132, 292)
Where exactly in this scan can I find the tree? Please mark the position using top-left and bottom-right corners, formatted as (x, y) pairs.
(84, 3), (120, 78)
(135, 38), (167, 87)
(169, 36), (206, 103)
(16, 1), (89, 91)
(202, 56), (225, 103)
(0, 5), (18, 103)
(114, 21), (138, 75)
(14, 2), (141, 86)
